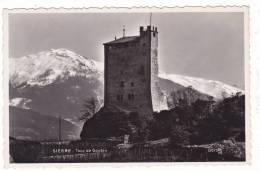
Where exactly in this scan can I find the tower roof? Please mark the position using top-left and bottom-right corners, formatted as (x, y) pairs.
(104, 36), (139, 45)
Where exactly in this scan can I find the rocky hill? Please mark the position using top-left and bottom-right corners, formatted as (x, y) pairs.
(166, 86), (213, 109)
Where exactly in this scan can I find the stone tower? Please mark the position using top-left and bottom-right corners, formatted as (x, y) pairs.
(103, 26), (163, 118)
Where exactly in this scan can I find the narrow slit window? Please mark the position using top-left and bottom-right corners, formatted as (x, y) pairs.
(128, 94), (131, 100)
(120, 81), (125, 87)
(128, 93), (135, 101)
(117, 95), (123, 102)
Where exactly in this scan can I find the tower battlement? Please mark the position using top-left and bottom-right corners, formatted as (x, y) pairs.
(140, 26), (158, 33)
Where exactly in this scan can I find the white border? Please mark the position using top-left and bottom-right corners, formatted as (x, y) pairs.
(3, 6), (250, 168)
(0, 1), (259, 170)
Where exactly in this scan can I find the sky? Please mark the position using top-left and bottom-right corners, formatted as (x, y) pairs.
(9, 12), (245, 89)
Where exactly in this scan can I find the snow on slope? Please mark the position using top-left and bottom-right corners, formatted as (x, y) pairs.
(9, 48), (243, 100)
(10, 97), (32, 109)
(9, 49), (103, 87)
(159, 73), (243, 99)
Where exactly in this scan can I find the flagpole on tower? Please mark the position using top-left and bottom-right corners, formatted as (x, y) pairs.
(149, 13), (152, 26)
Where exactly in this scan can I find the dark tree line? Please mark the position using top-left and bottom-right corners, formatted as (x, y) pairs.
(80, 93), (245, 145)
(149, 93), (245, 145)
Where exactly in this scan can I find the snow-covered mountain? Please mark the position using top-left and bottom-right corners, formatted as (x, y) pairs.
(9, 49), (105, 140)
(9, 48), (244, 140)
(10, 48), (103, 87)
(10, 48), (242, 100)
(9, 49), (104, 120)
(159, 73), (243, 99)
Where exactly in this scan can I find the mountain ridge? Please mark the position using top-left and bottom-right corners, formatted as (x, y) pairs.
(10, 48), (103, 87)
(159, 73), (243, 99)
(10, 48), (243, 99)
(9, 48), (244, 140)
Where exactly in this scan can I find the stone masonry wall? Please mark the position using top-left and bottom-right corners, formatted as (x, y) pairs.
(104, 36), (153, 117)
(104, 26), (166, 118)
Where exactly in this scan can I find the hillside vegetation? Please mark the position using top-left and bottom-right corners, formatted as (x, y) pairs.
(81, 93), (245, 145)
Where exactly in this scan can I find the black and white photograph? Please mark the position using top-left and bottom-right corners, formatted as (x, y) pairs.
(5, 7), (249, 163)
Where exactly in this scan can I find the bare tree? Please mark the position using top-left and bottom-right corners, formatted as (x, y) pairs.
(78, 97), (100, 121)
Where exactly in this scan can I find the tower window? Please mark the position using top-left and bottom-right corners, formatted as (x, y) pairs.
(128, 93), (135, 101)
(131, 82), (134, 87)
(153, 32), (156, 37)
(117, 95), (123, 102)
(120, 81), (125, 87)
(142, 43), (146, 46)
